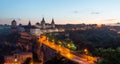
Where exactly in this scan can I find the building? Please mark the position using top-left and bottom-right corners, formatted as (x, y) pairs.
(4, 52), (32, 64)
(35, 17), (56, 29)
(11, 20), (25, 32)
(51, 18), (55, 28)
(11, 20), (17, 32)
(0, 25), (11, 35)
(17, 32), (33, 52)
(41, 18), (46, 29)
(11, 20), (17, 27)
(29, 18), (58, 35)
(28, 20), (31, 27)
(10, 18), (60, 35)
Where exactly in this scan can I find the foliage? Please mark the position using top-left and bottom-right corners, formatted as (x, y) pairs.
(95, 47), (120, 64)
(0, 28), (11, 35)
(23, 57), (32, 64)
(45, 33), (77, 50)
(65, 27), (120, 50)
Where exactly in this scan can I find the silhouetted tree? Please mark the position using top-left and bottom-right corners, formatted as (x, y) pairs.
(23, 57), (32, 64)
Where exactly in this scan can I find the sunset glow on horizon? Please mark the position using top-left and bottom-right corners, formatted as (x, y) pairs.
(0, 0), (120, 25)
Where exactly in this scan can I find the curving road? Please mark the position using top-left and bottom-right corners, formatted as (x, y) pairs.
(38, 35), (96, 64)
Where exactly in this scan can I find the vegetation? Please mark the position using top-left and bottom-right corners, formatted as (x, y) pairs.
(1, 26), (120, 64)
(65, 27), (120, 49)
(0, 27), (11, 35)
(64, 27), (120, 64)
(45, 33), (77, 50)
(23, 57), (32, 64)
(45, 53), (78, 64)
(95, 47), (120, 64)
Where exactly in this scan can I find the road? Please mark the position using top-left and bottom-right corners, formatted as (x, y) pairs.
(38, 35), (96, 64)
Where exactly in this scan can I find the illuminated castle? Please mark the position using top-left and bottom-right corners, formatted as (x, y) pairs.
(10, 18), (58, 34)
(35, 17), (55, 29)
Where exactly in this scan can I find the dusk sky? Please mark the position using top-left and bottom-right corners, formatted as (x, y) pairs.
(0, 0), (120, 25)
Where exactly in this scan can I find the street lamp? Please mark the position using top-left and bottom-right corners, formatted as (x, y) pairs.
(67, 43), (71, 48)
(84, 48), (88, 54)
(84, 48), (89, 61)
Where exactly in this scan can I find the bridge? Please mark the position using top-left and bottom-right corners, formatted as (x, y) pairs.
(38, 35), (97, 64)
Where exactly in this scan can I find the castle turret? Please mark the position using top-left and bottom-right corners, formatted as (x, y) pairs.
(11, 19), (17, 32)
(51, 18), (55, 28)
(11, 19), (17, 27)
(41, 17), (46, 29)
(28, 20), (31, 27)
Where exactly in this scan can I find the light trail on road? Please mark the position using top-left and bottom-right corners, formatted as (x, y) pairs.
(38, 35), (96, 64)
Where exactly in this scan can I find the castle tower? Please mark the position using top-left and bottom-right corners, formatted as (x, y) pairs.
(11, 19), (17, 27)
(19, 23), (22, 27)
(41, 17), (46, 29)
(28, 20), (31, 27)
(51, 18), (55, 28)
(11, 19), (17, 32)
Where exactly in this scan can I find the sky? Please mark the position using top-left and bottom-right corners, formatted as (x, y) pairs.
(0, 0), (120, 25)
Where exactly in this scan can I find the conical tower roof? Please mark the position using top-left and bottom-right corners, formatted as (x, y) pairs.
(28, 20), (31, 26)
(12, 19), (16, 23)
(51, 18), (55, 24)
(41, 17), (45, 23)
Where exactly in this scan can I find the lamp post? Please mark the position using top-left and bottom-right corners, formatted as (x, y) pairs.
(84, 48), (88, 61)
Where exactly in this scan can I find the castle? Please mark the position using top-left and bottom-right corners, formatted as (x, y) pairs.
(35, 17), (55, 29)
(11, 18), (59, 34)
(11, 17), (55, 29)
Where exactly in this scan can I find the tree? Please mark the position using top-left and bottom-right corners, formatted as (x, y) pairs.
(23, 57), (32, 64)
(96, 47), (120, 64)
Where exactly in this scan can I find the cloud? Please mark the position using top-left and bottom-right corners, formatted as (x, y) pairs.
(3, 18), (22, 25)
(0, 18), (10, 25)
(91, 12), (100, 14)
(73, 11), (78, 14)
(105, 19), (117, 21)
(7, 18), (21, 21)
(17, 18), (21, 21)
